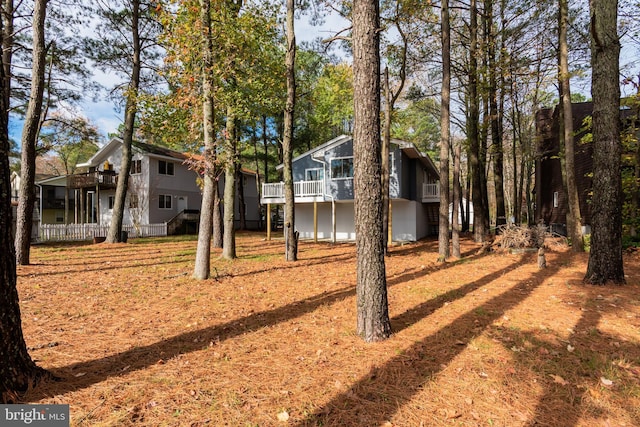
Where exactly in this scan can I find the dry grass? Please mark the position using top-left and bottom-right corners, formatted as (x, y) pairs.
(16, 231), (640, 426)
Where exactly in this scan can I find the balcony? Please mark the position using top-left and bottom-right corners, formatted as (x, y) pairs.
(261, 180), (324, 204)
(68, 170), (118, 189)
(422, 183), (440, 203)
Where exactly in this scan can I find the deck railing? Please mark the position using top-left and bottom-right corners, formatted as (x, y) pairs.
(262, 180), (324, 199)
(68, 171), (118, 189)
(38, 223), (167, 242)
(422, 183), (440, 201)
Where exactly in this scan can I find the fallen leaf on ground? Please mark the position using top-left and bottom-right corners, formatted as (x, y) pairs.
(600, 377), (613, 386)
(550, 374), (568, 385)
(277, 411), (290, 422)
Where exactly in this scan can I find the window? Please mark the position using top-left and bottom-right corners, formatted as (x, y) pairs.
(159, 160), (174, 176)
(330, 157), (353, 180)
(159, 194), (172, 209)
(129, 194), (139, 209)
(108, 196), (115, 210)
(305, 168), (324, 181)
(553, 191), (559, 208)
(130, 159), (142, 175)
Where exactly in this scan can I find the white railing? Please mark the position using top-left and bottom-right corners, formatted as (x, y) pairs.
(262, 180), (324, 199)
(423, 183), (440, 200)
(38, 223), (167, 242)
(262, 182), (284, 198)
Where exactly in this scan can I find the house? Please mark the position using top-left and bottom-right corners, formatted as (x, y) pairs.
(10, 171), (42, 241)
(534, 101), (638, 234)
(38, 137), (261, 233)
(260, 134), (440, 242)
(449, 197), (474, 227)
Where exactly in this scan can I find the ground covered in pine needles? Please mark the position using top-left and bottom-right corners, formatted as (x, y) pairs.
(17, 232), (640, 426)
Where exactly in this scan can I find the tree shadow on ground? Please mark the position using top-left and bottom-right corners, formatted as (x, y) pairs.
(509, 293), (640, 426)
(294, 253), (567, 426)
(22, 241), (499, 402)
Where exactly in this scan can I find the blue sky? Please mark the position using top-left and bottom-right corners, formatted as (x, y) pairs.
(8, 10), (350, 145)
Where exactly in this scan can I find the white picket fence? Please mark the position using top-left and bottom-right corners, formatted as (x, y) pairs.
(38, 223), (168, 242)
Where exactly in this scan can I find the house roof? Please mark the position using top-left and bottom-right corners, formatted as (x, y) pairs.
(278, 134), (439, 177)
(36, 175), (68, 186)
(77, 137), (191, 168)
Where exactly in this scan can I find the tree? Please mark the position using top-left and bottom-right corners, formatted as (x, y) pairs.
(468, 0), (487, 243)
(486, 0), (506, 228)
(39, 113), (101, 175)
(15, 0), (47, 265)
(86, 0), (162, 244)
(558, 0), (584, 252)
(283, 0), (298, 261)
(438, 0), (451, 261)
(353, 0), (391, 342)
(193, 0), (217, 280)
(381, 0), (409, 254)
(222, 108), (237, 259)
(0, 7), (47, 400)
(107, 0), (140, 244)
(584, 0), (625, 284)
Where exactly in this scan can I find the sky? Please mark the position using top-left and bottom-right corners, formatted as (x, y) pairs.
(72, 11), (350, 143)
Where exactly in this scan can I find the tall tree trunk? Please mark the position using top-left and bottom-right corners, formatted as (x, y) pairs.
(1, 0), (13, 129)
(463, 163), (471, 232)
(193, 0), (216, 280)
(15, 0), (47, 265)
(382, 9), (407, 254)
(438, 0), (451, 261)
(452, 141), (461, 258)
(252, 129), (263, 230)
(222, 109), (237, 259)
(283, 0), (297, 261)
(237, 166), (246, 230)
(559, 0), (584, 251)
(382, 68), (391, 252)
(585, 0), (624, 284)
(469, 0), (486, 242)
(212, 181), (223, 248)
(510, 71), (520, 224)
(0, 8), (47, 400)
(107, 0), (140, 243)
(262, 115), (269, 183)
(353, 0), (391, 342)
(487, 0), (505, 228)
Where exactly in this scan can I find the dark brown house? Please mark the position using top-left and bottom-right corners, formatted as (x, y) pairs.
(534, 101), (636, 234)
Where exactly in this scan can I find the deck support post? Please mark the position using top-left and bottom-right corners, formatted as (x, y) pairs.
(266, 203), (271, 241)
(388, 200), (393, 245)
(332, 200), (336, 243)
(314, 201), (318, 242)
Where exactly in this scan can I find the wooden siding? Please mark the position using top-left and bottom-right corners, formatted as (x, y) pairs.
(535, 102), (595, 228)
(535, 101), (637, 229)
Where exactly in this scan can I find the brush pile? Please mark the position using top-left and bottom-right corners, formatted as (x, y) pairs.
(497, 223), (565, 251)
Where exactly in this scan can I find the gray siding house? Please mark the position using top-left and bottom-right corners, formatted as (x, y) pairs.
(261, 134), (440, 242)
(67, 138), (260, 231)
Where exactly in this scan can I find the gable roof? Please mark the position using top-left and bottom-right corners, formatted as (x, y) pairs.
(77, 137), (190, 168)
(279, 134), (439, 177)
